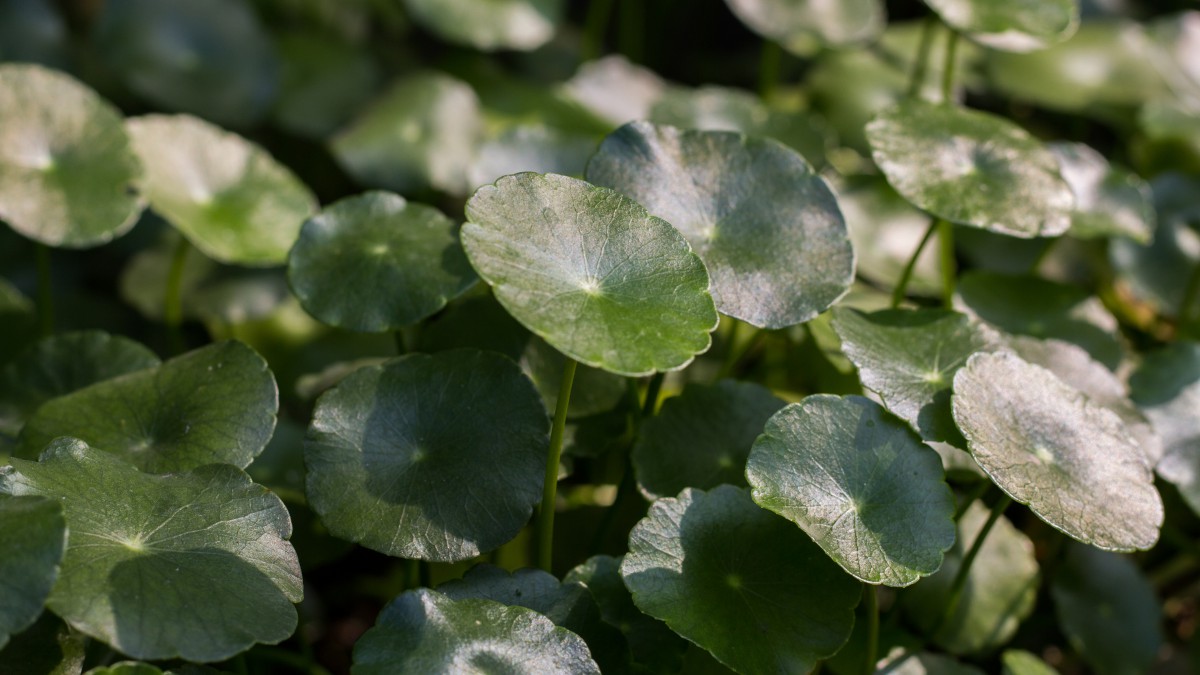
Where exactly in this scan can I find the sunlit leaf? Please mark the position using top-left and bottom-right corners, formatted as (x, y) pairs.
(1049, 142), (1154, 243)
(723, 0), (885, 53)
(402, 0), (563, 51)
(922, 0), (1078, 52)
(1130, 343), (1200, 517)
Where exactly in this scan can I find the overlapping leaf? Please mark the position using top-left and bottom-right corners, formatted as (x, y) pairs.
(1130, 343), (1200, 516)
(1049, 142), (1154, 243)
(402, 0), (563, 51)
(0, 496), (64, 648)
(723, 0), (885, 53)
(922, 0), (1078, 52)
(462, 172), (717, 376)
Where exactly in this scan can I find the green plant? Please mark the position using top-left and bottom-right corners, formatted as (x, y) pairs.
(1, 0), (1198, 673)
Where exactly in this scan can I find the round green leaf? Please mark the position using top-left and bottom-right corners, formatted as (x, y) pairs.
(0, 331), (160, 438)
(127, 114), (316, 266)
(93, 0), (279, 127)
(1050, 544), (1163, 675)
(305, 349), (548, 561)
(902, 501), (1039, 654)
(958, 271), (1123, 369)
(331, 72), (483, 197)
(0, 438), (302, 663)
(0, 64), (143, 248)
(832, 308), (993, 444)
(0, 496), (65, 648)
(563, 56), (666, 128)
(403, 0), (562, 51)
(1001, 650), (1058, 675)
(1049, 142), (1154, 243)
(747, 395), (956, 587)
(439, 564), (629, 673)
(287, 191), (476, 332)
(621, 485), (860, 675)
(1007, 335), (1160, 466)
(866, 100), (1073, 238)
(462, 172), (717, 377)
(565, 555), (687, 674)
(522, 337), (625, 419)
(353, 588), (599, 674)
(272, 31), (380, 140)
(952, 351), (1162, 551)
(1130, 343), (1200, 517)
(587, 122), (852, 328)
(632, 380), (785, 500)
(922, 0), (1078, 52)
(723, 0), (885, 53)
(16, 340), (278, 473)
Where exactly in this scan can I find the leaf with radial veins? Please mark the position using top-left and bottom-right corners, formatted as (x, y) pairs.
(0, 438), (303, 663)
(353, 589), (600, 674)
(922, 0), (1078, 52)
(832, 308), (993, 444)
(0, 331), (161, 438)
(1049, 142), (1154, 243)
(0, 496), (65, 649)
(632, 379), (785, 500)
(0, 64), (143, 248)
(587, 122), (853, 328)
(902, 501), (1039, 654)
(621, 485), (860, 675)
(747, 395), (956, 586)
(1130, 342), (1200, 517)
(723, 0), (884, 53)
(305, 349), (548, 562)
(287, 191), (476, 332)
(462, 173), (718, 376)
(438, 564), (629, 674)
(127, 114), (317, 266)
(402, 0), (563, 51)
(866, 100), (1073, 238)
(16, 340), (278, 473)
(952, 351), (1163, 550)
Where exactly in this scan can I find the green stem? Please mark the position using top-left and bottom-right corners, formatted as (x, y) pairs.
(907, 14), (938, 98)
(931, 494), (1011, 635)
(641, 372), (664, 417)
(164, 236), (190, 354)
(1179, 260), (1200, 324)
(953, 480), (990, 520)
(941, 29), (960, 103)
(35, 243), (53, 338)
(890, 218), (938, 308)
(863, 585), (879, 675)
(938, 220), (956, 308)
(758, 41), (783, 100)
(538, 358), (578, 572)
(580, 0), (616, 61)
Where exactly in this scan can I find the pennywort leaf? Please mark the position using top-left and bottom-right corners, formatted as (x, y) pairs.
(0, 495), (65, 648)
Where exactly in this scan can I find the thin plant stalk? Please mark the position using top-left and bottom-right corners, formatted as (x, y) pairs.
(758, 41), (783, 100)
(890, 218), (938, 308)
(907, 14), (938, 97)
(164, 236), (190, 354)
(641, 371), (665, 417)
(941, 29), (960, 103)
(931, 494), (1012, 635)
(581, 0), (616, 61)
(35, 243), (53, 338)
(938, 220), (956, 308)
(863, 584), (879, 675)
(953, 480), (991, 520)
(538, 358), (578, 572)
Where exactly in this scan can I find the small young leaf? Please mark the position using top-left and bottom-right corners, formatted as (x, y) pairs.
(1001, 650), (1058, 675)
(402, 0), (563, 51)
(866, 101), (1073, 238)
(832, 308), (993, 444)
(462, 172), (718, 376)
(331, 72), (483, 197)
(353, 588), (600, 674)
(922, 0), (1078, 52)
(0, 64), (143, 248)
(127, 114), (317, 267)
(0, 496), (65, 648)
(16, 340), (278, 473)
(587, 122), (853, 329)
(0, 438), (303, 663)
(748, 395), (957, 586)
(1049, 142), (1154, 243)
(952, 351), (1162, 551)
(902, 501), (1039, 654)
(287, 191), (476, 332)
(1051, 544), (1164, 675)
(1130, 342), (1200, 517)
(305, 350), (548, 561)
(723, 0), (885, 53)
(621, 485), (860, 675)
(633, 379), (785, 500)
